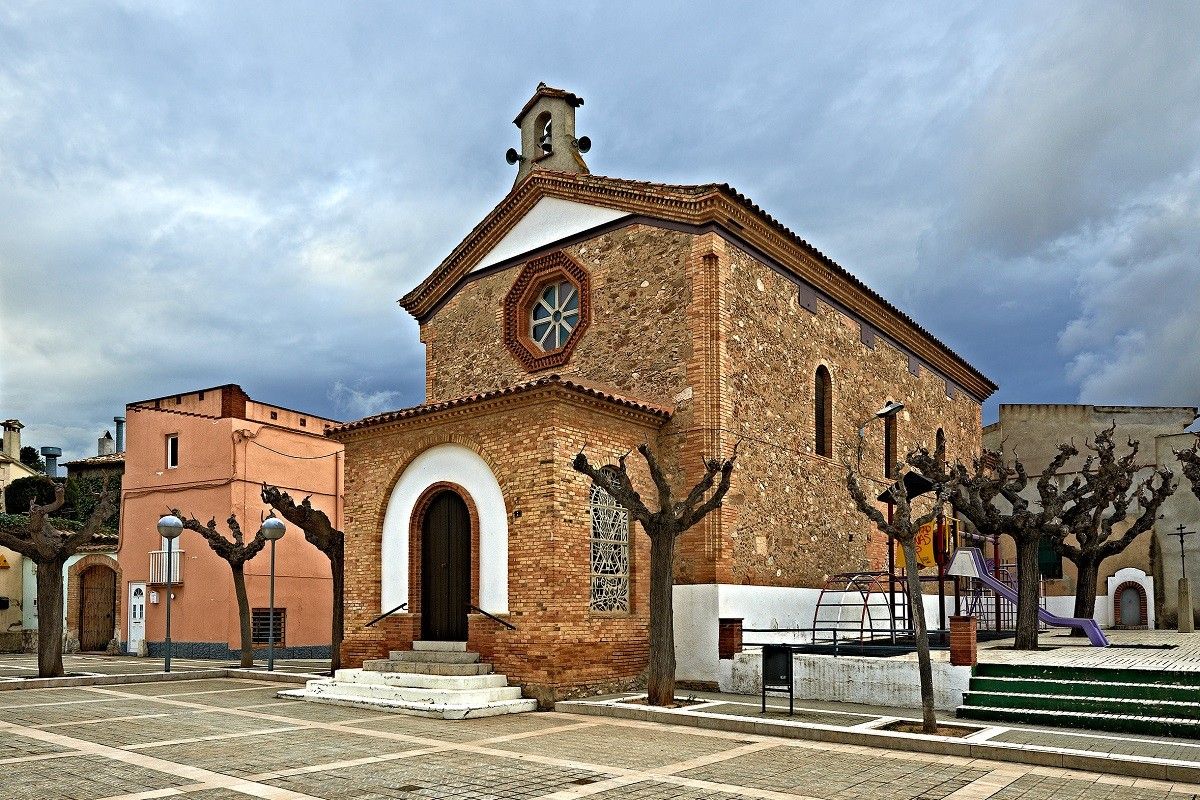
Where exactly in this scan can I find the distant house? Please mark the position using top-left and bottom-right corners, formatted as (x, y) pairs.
(116, 384), (343, 659)
(1, 419), (40, 651)
(984, 404), (1200, 630)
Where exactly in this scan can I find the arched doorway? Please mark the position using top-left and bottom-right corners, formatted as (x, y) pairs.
(1117, 582), (1148, 627)
(78, 565), (116, 651)
(420, 490), (471, 641)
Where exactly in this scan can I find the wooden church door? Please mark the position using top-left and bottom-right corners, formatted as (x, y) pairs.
(79, 565), (116, 651)
(420, 491), (471, 641)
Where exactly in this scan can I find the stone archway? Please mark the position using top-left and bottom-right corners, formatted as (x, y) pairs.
(66, 554), (122, 653)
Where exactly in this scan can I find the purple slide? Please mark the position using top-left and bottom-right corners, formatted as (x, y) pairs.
(946, 547), (1109, 647)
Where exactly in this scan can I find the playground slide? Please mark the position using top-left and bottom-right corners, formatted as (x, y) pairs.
(948, 547), (1109, 647)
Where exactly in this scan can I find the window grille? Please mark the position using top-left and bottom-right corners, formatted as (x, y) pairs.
(251, 608), (285, 646)
(589, 481), (630, 612)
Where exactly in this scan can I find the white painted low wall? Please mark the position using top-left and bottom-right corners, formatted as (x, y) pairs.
(727, 650), (971, 711)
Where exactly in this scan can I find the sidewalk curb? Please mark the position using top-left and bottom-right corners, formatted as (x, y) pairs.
(558, 700), (1200, 785)
(0, 668), (313, 691)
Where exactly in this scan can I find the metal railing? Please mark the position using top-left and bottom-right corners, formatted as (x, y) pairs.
(149, 549), (183, 585)
(468, 604), (516, 630)
(365, 603), (407, 628)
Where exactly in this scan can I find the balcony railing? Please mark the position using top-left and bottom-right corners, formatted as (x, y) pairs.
(149, 549), (183, 585)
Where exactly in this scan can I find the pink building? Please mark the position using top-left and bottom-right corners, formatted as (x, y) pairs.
(116, 384), (342, 659)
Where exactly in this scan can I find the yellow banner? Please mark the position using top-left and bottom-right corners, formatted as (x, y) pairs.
(896, 518), (956, 569)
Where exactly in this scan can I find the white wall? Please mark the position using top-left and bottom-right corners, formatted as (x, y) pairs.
(727, 650), (972, 711)
(472, 197), (629, 272)
(21, 553), (94, 630)
(380, 444), (509, 615)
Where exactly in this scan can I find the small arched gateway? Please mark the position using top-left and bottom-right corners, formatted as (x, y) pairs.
(66, 554), (122, 653)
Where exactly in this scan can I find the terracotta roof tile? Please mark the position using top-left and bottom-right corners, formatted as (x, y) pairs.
(329, 374), (670, 435)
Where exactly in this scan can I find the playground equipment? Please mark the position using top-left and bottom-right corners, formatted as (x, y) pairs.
(810, 572), (899, 644)
(947, 547), (1109, 647)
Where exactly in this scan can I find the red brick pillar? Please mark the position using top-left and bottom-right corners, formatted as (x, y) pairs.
(718, 618), (743, 660)
(949, 615), (977, 666)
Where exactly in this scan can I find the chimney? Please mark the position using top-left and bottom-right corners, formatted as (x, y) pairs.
(114, 416), (125, 452)
(41, 446), (62, 478)
(98, 430), (116, 456)
(2, 419), (22, 459)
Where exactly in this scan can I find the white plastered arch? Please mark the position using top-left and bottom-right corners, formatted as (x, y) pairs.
(380, 443), (509, 614)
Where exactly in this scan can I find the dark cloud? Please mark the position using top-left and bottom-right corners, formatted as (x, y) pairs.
(2, 1), (1198, 462)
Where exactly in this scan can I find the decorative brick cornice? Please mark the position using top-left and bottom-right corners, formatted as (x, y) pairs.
(503, 251), (591, 372)
(397, 171), (997, 401)
(329, 375), (670, 440)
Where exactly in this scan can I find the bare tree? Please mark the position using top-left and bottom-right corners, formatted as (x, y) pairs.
(1176, 441), (1200, 502)
(261, 485), (344, 673)
(910, 444), (1081, 650)
(0, 484), (116, 677)
(1048, 427), (1174, 622)
(845, 460), (942, 733)
(172, 510), (268, 667)
(572, 442), (737, 706)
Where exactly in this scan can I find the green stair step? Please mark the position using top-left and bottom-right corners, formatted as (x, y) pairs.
(969, 676), (1200, 703)
(973, 662), (1200, 687)
(963, 690), (1200, 720)
(957, 704), (1200, 739)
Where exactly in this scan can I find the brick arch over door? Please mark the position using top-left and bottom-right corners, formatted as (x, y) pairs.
(380, 443), (509, 616)
(1113, 580), (1149, 628)
(66, 554), (122, 650)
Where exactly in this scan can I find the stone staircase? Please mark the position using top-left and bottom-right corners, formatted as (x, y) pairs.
(957, 662), (1200, 737)
(278, 641), (537, 719)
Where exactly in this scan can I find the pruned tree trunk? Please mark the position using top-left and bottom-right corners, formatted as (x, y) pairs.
(36, 557), (67, 678)
(329, 539), (344, 673)
(231, 563), (254, 668)
(1014, 537), (1041, 650)
(900, 538), (936, 732)
(646, 528), (677, 706)
(1072, 555), (1100, 626)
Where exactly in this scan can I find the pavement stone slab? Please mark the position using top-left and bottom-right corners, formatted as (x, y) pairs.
(0, 752), (190, 800)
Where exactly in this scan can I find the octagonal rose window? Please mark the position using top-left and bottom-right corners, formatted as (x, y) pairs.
(503, 251), (591, 372)
(531, 279), (580, 351)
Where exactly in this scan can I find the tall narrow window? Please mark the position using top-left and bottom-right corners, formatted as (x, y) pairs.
(814, 366), (832, 458)
(935, 428), (945, 462)
(589, 479), (630, 612)
(166, 434), (179, 469)
(883, 412), (897, 478)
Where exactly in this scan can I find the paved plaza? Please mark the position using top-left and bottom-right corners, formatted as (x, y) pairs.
(0, 653), (329, 681)
(3, 676), (1200, 800)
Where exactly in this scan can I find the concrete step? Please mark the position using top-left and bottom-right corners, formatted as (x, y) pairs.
(299, 678), (524, 707)
(412, 640), (468, 652)
(277, 688), (537, 720)
(956, 704), (1200, 738)
(973, 662), (1200, 687)
(969, 675), (1200, 703)
(388, 650), (481, 664)
(962, 690), (1200, 720)
(333, 668), (509, 691)
(363, 659), (493, 676)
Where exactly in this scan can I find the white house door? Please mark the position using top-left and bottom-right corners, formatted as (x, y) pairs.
(128, 583), (146, 654)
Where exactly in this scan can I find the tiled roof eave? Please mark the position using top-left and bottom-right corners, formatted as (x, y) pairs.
(328, 376), (670, 440)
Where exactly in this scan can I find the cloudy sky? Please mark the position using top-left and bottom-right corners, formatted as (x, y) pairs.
(2, 2), (1198, 462)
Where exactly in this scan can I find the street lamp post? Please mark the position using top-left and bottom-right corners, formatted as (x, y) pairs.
(856, 401), (905, 642)
(260, 517), (286, 671)
(156, 515), (184, 673)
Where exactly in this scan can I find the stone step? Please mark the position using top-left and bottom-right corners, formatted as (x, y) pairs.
(388, 650), (481, 664)
(363, 659), (493, 676)
(277, 688), (537, 720)
(412, 640), (468, 652)
(962, 690), (1200, 720)
(333, 668), (509, 691)
(956, 704), (1200, 738)
(970, 675), (1200, 704)
(972, 662), (1200, 687)
(300, 678), (524, 707)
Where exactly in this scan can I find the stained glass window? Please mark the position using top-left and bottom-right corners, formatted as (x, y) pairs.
(530, 279), (580, 351)
(589, 480), (630, 612)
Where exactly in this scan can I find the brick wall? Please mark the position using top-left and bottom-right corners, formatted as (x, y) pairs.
(338, 387), (662, 703)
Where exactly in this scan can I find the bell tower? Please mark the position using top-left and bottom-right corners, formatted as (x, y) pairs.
(507, 83), (591, 185)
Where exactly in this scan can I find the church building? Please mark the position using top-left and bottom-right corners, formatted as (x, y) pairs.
(335, 84), (996, 704)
